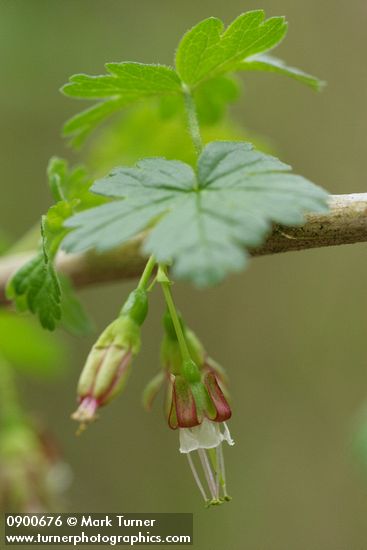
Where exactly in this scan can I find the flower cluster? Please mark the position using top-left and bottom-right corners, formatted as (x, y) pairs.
(72, 262), (234, 506)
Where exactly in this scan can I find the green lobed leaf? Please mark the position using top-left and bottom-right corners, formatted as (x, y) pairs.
(6, 250), (91, 333)
(193, 75), (241, 125)
(6, 251), (62, 331)
(42, 202), (73, 258)
(47, 157), (102, 209)
(237, 54), (325, 90)
(61, 11), (323, 146)
(62, 140), (329, 286)
(62, 63), (182, 146)
(175, 10), (287, 87)
(63, 99), (126, 148)
(62, 158), (195, 252)
(7, 159), (96, 330)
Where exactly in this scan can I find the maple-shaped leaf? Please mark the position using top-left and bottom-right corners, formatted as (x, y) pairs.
(175, 10), (287, 87)
(61, 11), (324, 146)
(62, 141), (328, 286)
(62, 63), (181, 146)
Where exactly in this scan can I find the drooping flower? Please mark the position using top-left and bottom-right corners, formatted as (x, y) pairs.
(72, 289), (147, 428)
(143, 311), (234, 506)
(168, 368), (234, 506)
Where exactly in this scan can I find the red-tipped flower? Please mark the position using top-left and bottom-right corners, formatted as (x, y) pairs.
(168, 370), (231, 429)
(72, 289), (148, 427)
(143, 310), (234, 506)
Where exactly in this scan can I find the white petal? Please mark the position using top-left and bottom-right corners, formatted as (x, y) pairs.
(221, 422), (235, 446)
(179, 428), (201, 454)
(179, 419), (222, 454)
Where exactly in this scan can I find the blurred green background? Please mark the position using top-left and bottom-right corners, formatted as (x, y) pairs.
(1, 0), (367, 548)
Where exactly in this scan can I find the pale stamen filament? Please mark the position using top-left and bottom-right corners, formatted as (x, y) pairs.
(217, 443), (228, 498)
(187, 454), (208, 502)
(198, 448), (218, 500)
(215, 446), (221, 497)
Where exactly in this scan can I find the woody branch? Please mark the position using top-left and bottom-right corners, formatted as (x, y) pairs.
(0, 193), (366, 304)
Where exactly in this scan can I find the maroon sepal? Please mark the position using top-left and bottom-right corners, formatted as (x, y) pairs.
(171, 375), (200, 429)
(167, 375), (178, 429)
(204, 371), (232, 422)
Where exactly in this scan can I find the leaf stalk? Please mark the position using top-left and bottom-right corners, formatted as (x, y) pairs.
(182, 84), (203, 157)
(137, 255), (157, 291)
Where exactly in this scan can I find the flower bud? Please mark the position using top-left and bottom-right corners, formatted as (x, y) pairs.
(72, 290), (147, 426)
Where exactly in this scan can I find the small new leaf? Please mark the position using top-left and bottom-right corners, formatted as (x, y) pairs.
(6, 250), (61, 331)
(6, 213), (66, 330)
(62, 140), (329, 286)
(43, 202), (73, 257)
(175, 10), (288, 87)
(47, 157), (101, 209)
(62, 63), (182, 146)
(7, 159), (95, 330)
(194, 75), (240, 125)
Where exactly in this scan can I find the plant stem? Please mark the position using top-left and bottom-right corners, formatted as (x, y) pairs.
(159, 265), (191, 362)
(137, 255), (156, 290)
(1, 193), (366, 301)
(182, 84), (203, 156)
(147, 275), (157, 293)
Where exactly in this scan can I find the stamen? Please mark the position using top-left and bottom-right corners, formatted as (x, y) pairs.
(208, 448), (220, 498)
(187, 454), (207, 502)
(215, 446), (221, 497)
(198, 448), (218, 500)
(217, 443), (230, 499)
(71, 396), (98, 429)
